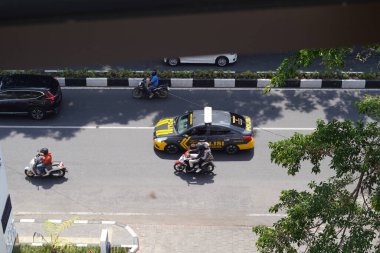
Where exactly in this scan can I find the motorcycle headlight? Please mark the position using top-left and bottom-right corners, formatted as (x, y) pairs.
(155, 137), (167, 142)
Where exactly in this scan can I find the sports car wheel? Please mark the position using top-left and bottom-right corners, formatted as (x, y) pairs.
(168, 58), (179, 66)
(216, 56), (228, 67)
(174, 164), (186, 172)
(225, 144), (239, 155)
(165, 144), (179, 154)
(29, 107), (46, 120)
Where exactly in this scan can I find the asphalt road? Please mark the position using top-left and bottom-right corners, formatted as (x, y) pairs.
(89, 51), (380, 72)
(2, 88), (380, 252)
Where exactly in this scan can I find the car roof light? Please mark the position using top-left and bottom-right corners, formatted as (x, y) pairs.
(204, 106), (212, 124)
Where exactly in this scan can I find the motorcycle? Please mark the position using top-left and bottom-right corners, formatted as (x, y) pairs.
(24, 154), (68, 178)
(132, 78), (169, 99)
(174, 150), (215, 173)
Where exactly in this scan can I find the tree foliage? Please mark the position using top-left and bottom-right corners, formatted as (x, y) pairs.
(265, 44), (380, 92)
(356, 95), (380, 120)
(253, 111), (380, 252)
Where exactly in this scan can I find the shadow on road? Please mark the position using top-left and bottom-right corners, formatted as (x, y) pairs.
(0, 89), (377, 141)
(154, 148), (254, 161)
(25, 176), (68, 190)
(174, 171), (216, 186)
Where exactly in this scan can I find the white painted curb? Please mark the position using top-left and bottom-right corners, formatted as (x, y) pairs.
(56, 77), (65, 87)
(171, 78), (193, 88)
(342, 79), (366, 89)
(300, 79), (322, 88)
(86, 78), (107, 87)
(128, 78), (142, 87)
(214, 79), (235, 88)
(126, 225), (139, 253)
(257, 79), (270, 88)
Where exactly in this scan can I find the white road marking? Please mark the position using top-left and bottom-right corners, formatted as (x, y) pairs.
(48, 219), (62, 223)
(247, 213), (286, 217)
(0, 125), (154, 129)
(101, 221), (116, 224)
(16, 211), (285, 217)
(74, 220), (89, 224)
(19, 219), (35, 223)
(0, 125), (314, 131)
(61, 87), (380, 91)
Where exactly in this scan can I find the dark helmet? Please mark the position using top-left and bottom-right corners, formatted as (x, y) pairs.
(197, 143), (206, 151)
(40, 148), (48, 155)
(151, 70), (157, 76)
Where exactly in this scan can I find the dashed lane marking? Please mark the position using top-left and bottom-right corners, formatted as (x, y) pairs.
(0, 125), (314, 131)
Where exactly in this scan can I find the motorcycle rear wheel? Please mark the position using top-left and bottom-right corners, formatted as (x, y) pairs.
(157, 89), (168, 98)
(132, 88), (143, 98)
(202, 164), (215, 173)
(52, 169), (66, 177)
(174, 164), (186, 172)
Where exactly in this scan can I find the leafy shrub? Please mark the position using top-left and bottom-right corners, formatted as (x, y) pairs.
(0, 69), (379, 80)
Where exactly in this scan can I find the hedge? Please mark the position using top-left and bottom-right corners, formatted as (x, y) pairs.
(1, 69), (380, 80)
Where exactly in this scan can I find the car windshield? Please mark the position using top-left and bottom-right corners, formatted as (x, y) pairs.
(176, 114), (191, 134)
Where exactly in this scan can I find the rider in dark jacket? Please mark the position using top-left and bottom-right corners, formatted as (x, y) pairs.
(147, 70), (159, 98)
(188, 142), (211, 171)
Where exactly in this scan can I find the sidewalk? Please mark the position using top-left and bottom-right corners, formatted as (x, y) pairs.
(15, 218), (138, 251)
(132, 223), (258, 253)
(15, 219), (259, 253)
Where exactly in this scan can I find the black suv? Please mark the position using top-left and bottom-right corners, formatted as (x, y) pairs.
(0, 74), (62, 119)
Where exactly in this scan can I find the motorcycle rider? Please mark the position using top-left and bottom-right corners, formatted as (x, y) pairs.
(36, 148), (52, 175)
(147, 69), (159, 98)
(188, 142), (212, 172)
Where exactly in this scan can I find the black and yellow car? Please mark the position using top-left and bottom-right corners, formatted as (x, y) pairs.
(153, 107), (254, 154)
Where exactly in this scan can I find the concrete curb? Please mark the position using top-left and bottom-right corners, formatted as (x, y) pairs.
(55, 77), (380, 89)
(17, 218), (139, 252)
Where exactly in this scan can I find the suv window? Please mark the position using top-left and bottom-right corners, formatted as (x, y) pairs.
(0, 90), (43, 100)
(1, 75), (59, 94)
(0, 91), (15, 100)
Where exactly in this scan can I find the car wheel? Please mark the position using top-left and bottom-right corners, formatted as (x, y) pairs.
(225, 144), (239, 155)
(165, 144), (179, 154)
(168, 58), (179, 66)
(29, 107), (46, 120)
(216, 56), (229, 67)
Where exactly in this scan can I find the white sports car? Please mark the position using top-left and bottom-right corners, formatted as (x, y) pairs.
(164, 53), (237, 67)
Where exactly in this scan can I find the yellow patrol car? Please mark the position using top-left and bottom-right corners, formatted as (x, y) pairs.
(154, 107), (254, 154)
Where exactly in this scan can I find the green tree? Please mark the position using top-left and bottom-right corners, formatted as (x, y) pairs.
(264, 44), (380, 93)
(253, 99), (380, 252)
(356, 94), (380, 120)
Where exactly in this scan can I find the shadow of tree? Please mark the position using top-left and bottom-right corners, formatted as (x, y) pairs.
(0, 89), (378, 142)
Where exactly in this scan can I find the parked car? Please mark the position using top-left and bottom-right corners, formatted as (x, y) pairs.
(164, 53), (237, 67)
(0, 74), (62, 119)
(153, 107), (254, 154)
